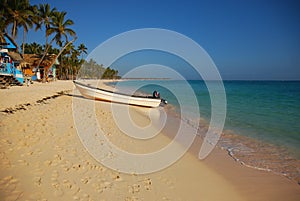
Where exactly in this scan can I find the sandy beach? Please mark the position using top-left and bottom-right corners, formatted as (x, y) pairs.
(0, 80), (299, 201)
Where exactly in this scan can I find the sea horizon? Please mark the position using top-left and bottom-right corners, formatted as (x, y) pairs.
(115, 78), (300, 81)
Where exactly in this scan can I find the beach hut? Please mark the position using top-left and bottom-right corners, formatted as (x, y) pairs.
(0, 33), (23, 68)
(7, 51), (24, 67)
(0, 34), (24, 87)
(22, 54), (59, 82)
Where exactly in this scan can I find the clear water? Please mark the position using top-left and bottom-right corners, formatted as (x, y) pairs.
(109, 80), (300, 181)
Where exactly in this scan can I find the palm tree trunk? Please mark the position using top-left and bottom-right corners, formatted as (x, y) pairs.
(36, 37), (56, 82)
(37, 40), (53, 69)
(22, 28), (26, 55)
(56, 37), (77, 59)
(51, 37), (78, 79)
(59, 58), (62, 80)
(12, 20), (17, 39)
(46, 34), (48, 48)
(46, 37), (77, 80)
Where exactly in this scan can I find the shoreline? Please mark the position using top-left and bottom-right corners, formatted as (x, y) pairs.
(106, 79), (300, 184)
(99, 80), (300, 185)
(0, 80), (299, 200)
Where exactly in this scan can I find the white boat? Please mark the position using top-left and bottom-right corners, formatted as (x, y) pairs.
(73, 81), (166, 108)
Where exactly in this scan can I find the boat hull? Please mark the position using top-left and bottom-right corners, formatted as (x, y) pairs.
(73, 81), (162, 108)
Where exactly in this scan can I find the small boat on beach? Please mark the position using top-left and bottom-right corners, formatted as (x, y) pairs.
(73, 81), (166, 108)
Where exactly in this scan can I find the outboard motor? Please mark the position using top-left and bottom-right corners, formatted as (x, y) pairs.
(153, 90), (160, 99)
(161, 99), (168, 105)
(153, 90), (167, 105)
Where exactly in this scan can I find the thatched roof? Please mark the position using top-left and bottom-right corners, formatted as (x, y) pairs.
(7, 51), (23, 62)
(23, 54), (58, 69)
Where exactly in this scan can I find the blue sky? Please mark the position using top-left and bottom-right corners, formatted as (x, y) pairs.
(22, 0), (300, 80)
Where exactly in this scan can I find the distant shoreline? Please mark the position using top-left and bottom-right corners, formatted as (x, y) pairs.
(120, 78), (171, 80)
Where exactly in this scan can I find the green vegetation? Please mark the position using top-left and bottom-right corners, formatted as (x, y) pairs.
(78, 59), (105, 79)
(102, 67), (120, 79)
(77, 59), (120, 80)
(0, 0), (119, 80)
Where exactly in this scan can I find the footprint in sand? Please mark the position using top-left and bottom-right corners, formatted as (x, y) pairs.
(93, 181), (112, 193)
(128, 184), (141, 194)
(93, 183), (102, 193)
(51, 181), (64, 197)
(19, 156), (30, 165)
(125, 196), (139, 201)
(0, 176), (12, 186)
(1, 139), (12, 145)
(53, 154), (63, 164)
(33, 176), (42, 186)
(60, 159), (73, 172)
(51, 182), (59, 189)
(73, 193), (91, 201)
(81, 177), (90, 184)
(143, 178), (152, 190)
(73, 163), (82, 170)
(61, 179), (81, 195)
(44, 160), (53, 166)
(0, 176), (21, 199)
(110, 172), (122, 182)
(26, 151), (34, 156)
(62, 179), (71, 189)
(95, 165), (107, 172)
(70, 163), (88, 174)
(128, 177), (153, 193)
(0, 153), (11, 168)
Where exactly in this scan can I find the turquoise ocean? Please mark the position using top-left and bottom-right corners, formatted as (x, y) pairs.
(109, 80), (300, 182)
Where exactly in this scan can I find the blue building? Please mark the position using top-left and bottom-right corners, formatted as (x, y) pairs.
(0, 34), (24, 88)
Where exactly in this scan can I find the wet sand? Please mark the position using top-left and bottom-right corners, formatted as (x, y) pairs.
(0, 80), (299, 200)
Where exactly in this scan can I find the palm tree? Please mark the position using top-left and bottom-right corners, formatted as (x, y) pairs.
(47, 11), (76, 46)
(63, 43), (75, 57)
(31, 42), (43, 54)
(19, 6), (36, 55)
(36, 4), (56, 52)
(24, 42), (43, 54)
(61, 43), (75, 79)
(34, 3), (57, 81)
(69, 47), (80, 79)
(77, 43), (87, 59)
(0, 5), (7, 43)
(1, 0), (35, 54)
(39, 11), (76, 80)
(0, 24), (6, 44)
(47, 45), (59, 55)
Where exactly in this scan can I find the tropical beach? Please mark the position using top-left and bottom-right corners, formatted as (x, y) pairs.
(0, 80), (299, 201)
(1, 0), (300, 200)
